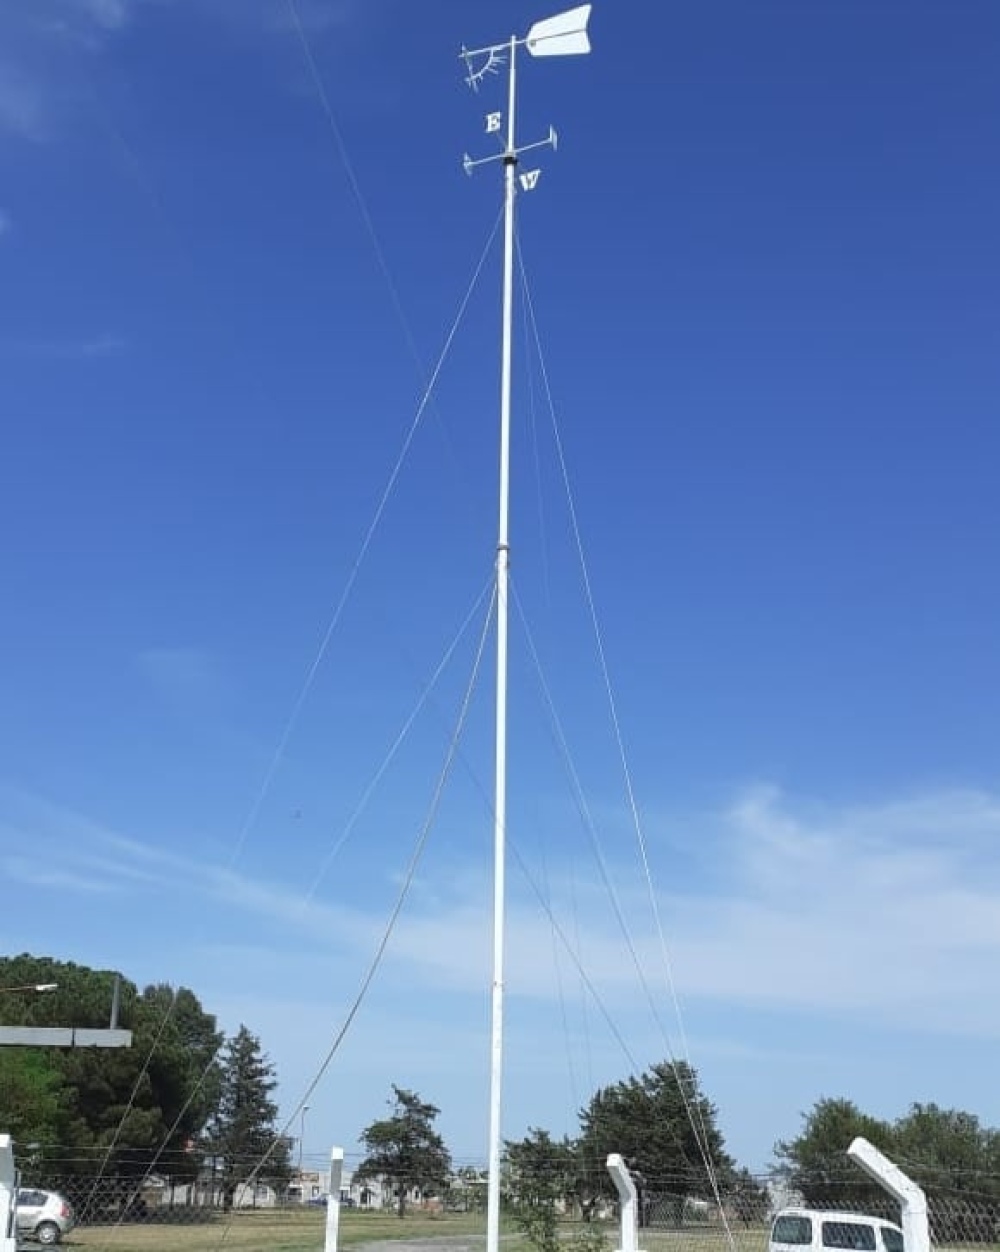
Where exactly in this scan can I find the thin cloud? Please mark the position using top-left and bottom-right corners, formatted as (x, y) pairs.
(5, 783), (1000, 1041)
(267, 0), (357, 35)
(3, 333), (125, 359)
(648, 786), (1000, 1030)
(0, 0), (364, 141)
(0, 66), (49, 141)
(0, 795), (368, 948)
(324, 785), (1000, 1040)
(2, 855), (118, 894)
(136, 646), (229, 718)
(78, 0), (132, 30)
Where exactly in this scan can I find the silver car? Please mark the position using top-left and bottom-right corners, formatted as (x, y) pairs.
(15, 1188), (76, 1245)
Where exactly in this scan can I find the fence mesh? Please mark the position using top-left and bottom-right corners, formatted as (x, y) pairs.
(10, 1155), (1000, 1250)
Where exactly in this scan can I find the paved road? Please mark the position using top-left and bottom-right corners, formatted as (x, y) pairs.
(358, 1235), (514, 1252)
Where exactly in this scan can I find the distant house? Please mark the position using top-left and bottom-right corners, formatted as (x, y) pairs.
(232, 1181), (281, 1209)
(287, 1168), (332, 1205)
(283, 1166), (445, 1212)
(767, 1180), (805, 1216)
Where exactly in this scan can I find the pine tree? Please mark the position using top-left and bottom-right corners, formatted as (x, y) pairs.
(577, 1060), (735, 1220)
(204, 1025), (290, 1209)
(356, 1086), (452, 1217)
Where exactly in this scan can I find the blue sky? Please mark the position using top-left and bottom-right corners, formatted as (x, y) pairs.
(2, 0), (999, 1176)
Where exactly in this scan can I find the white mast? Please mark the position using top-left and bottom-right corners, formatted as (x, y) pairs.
(460, 12), (593, 1252)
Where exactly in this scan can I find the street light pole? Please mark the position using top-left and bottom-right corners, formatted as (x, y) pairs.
(298, 1105), (310, 1201)
(0, 981), (132, 1049)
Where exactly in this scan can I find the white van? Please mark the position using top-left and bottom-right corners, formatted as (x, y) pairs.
(771, 1209), (905, 1252)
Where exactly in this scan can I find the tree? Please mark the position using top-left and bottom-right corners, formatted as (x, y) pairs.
(895, 1103), (997, 1190)
(135, 983), (223, 1185)
(577, 1060), (735, 1218)
(0, 954), (222, 1189)
(0, 1051), (63, 1145)
(774, 1097), (897, 1210)
(356, 1086), (452, 1217)
(504, 1129), (584, 1252)
(775, 1097), (1000, 1244)
(203, 1025), (290, 1209)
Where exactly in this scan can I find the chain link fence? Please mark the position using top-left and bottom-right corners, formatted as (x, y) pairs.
(629, 1174), (1000, 1252)
(12, 1156), (1000, 1247)
(16, 1151), (316, 1227)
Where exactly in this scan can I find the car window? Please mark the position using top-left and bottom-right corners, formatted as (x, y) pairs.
(17, 1190), (44, 1207)
(823, 1222), (877, 1250)
(881, 1230), (904, 1252)
(774, 1216), (813, 1245)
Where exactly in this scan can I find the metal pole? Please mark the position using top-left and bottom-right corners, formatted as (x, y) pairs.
(486, 33), (518, 1252)
(299, 1105), (310, 1199)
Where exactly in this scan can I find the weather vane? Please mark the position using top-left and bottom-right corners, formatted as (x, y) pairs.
(460, 4), (591, 190)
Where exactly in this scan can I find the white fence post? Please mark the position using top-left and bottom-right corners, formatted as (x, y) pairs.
(324, 1147), (345, 1252)
(1, 1135), (17, 1252)
(848, 1137), (931, 1252)
(607, 1153), (643, 1252)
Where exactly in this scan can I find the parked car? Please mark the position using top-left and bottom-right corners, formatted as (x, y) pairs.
(771, 1209), (904, 1252)
(15, 1189), (76, 1245)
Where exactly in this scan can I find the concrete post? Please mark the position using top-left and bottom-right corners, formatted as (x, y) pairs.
(607, 1153), (643, 1252)
(324, 1147), (345, 1252)
(848, 1137), (930, 1252)
(1, 1134), (17, 1252)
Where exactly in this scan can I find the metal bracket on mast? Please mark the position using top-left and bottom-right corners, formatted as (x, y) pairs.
(460, 40), (559, 190)
(462, 123), (558, 182)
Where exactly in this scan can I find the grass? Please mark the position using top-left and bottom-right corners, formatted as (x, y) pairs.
(66, 1216), (777, 1252)
(641, 1228), (768, 1252)
(66, 1215), (774, 1252)
(68, 1209), (494, 1252)
(72, 1218), (1000, 1252)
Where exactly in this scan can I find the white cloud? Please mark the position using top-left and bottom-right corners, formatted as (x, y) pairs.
(8, 782), (999, 1173)
(4, 783), (1000, 1044)
(650, 786), (1000, 1029)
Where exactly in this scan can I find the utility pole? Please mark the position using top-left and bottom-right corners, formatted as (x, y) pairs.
(298, 1105), (310, 1200)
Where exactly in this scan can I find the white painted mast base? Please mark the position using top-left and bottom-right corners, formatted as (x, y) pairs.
(607, 1153), (645, 1252)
